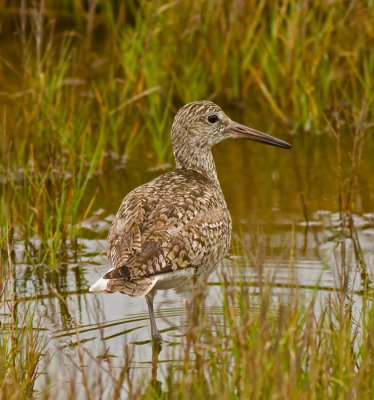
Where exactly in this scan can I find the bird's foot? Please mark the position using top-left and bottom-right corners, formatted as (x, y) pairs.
(152, 331), (163, 348)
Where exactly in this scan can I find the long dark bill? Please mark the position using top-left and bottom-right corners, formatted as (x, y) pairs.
(228, 120), (292, 149)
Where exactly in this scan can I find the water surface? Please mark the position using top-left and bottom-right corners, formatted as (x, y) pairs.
(5, 134), (374, 394)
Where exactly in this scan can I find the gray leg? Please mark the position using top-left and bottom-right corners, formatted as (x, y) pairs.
(145, 291), (163, 344)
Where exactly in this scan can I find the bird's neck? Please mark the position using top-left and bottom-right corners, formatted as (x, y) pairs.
(173, 145), (219, 185)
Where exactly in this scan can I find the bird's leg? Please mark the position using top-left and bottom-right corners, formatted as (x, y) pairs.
(145, 290), (163, 345)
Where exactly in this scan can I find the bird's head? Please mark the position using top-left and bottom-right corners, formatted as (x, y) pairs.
(171, 100), (292, 150)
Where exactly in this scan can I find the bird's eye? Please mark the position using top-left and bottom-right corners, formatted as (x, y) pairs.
(207, 114), (219, 124)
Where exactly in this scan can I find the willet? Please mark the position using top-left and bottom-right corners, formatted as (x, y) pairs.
(89, 100), (291, 343)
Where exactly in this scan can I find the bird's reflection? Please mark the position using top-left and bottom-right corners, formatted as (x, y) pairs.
(151, 341), (163, 394)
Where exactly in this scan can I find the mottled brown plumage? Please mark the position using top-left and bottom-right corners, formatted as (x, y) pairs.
(104, 168), (231, 295)
(90, 100), (291, 343)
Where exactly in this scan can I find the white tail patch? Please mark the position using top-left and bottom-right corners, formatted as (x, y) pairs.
(89, 277), (109, 293)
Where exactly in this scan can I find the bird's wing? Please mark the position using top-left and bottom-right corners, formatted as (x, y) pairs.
(106, 191), (146, 272)
(105, 201), (229, 282)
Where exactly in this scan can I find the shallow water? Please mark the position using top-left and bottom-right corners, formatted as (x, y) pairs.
(4, 135), (374, 395)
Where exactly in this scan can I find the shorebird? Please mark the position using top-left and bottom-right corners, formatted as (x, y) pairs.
(89, 100), (291, 343)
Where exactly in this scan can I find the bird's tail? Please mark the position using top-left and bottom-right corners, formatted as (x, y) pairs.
(89, 277), (112, 293)
(89, 274), (158, 296)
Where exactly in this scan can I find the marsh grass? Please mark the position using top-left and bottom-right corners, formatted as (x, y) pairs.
(0, 230), (47, 399)
(168, 288), (374, 399)
(1, 0), (373, 249)
(31, 262), (374, 399)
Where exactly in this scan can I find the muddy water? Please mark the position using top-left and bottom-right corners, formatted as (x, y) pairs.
(6, 133), (374, 393)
